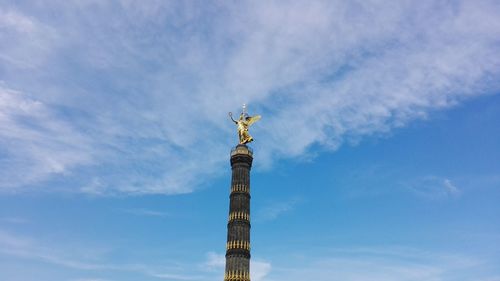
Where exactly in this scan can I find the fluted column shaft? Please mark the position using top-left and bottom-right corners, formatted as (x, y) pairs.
(224, 144), (252, 281)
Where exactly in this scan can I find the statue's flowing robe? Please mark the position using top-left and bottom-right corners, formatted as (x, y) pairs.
(236, 115), (261, 144)
(237, 120), (252, 144)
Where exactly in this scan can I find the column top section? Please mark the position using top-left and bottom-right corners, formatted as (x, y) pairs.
(230, 144), (253, 157)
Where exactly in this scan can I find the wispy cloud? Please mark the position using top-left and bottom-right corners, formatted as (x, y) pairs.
(408, 176), (461, 198)
(0, 230), (109, 271)
(443, 179), (460, 196)
(255, 198), (301, 222)
(264, 246), (495, 281)
(70, 279), (115, 281)
(0, 217), (29, 224)
(117, 208), (169, 217)
(147, 273), (204, 280)
(0, 230), (215, 280)
(203, 252), (225, 271)
(251, 260), (272, 281)
(202, 252), (271, 281)
(1, 229), (497, 281)
(0, 85), (95, 191)
(0, 8), (58, 68)
(0, 229), (269, 281)
(71, 278), (115, 281)
(0, 1), (499, 194)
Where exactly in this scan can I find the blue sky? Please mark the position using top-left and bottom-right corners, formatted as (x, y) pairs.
(1, 1), (500, 280)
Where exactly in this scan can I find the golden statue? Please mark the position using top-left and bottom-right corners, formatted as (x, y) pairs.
(229, 104), (261, 144)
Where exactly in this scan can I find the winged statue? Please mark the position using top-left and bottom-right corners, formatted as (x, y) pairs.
(229, 104), (261, 144)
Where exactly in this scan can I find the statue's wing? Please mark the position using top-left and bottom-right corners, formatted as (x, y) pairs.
(247, 115), (261, 126)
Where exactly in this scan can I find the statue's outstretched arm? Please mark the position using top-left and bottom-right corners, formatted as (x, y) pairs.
(228, 112), (237, 124)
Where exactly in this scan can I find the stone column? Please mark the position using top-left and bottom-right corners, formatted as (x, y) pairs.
(224, 144), (252, 281)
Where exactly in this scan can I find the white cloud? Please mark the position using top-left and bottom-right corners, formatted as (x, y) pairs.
(0, 217), (29, 224)
(0, 230), (214, 280)
(71, 279), (115, 281)
(0, 230), (108, 270)
(202, 252), (271, 281)
(117, 208), (169, 217)
(443, 179), (460, 195)
(0, 1), (499, 194)
(409, 176), (461, 198)
(203, 252), (225, 271)
(251, 260), (272, 281)
(147, 272), (203, 280)
(0, 230), (269, 281)
(2, 230), (498, 281)
(0, 8), (58, 68)
(255, 198), (300, 222)
(0, 9), (35, 33)
(0, 85), (94, 191)
(71, 278), (115, 281)
(264, 247), (494, 281)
